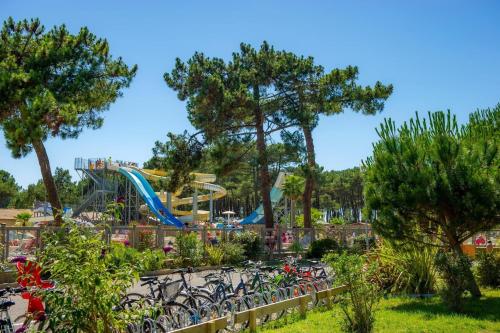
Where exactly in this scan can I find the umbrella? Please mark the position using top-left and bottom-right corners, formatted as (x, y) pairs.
(222, 210), (236, 224)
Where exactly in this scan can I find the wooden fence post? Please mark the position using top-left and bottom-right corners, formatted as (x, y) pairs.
(299, 296), (307, 318)
(131, 225), (137, 248)
(249, 309), (257, 333)
(0, 224), (6, 261)
(207, 320), (215, 333)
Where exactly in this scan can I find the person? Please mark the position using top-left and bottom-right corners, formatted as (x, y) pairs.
(486, 240), (494, 253)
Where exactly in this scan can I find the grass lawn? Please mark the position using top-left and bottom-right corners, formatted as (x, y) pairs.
(259, 289), (500, 333)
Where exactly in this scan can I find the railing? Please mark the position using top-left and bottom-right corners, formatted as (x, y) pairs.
(166, 285), (348, 333)
(0, 223), (377, 261)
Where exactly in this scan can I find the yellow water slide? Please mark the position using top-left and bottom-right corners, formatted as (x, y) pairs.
(131, 167), (226, 221)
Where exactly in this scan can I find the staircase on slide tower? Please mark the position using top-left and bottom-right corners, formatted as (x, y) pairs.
(72, 158), (119, 219)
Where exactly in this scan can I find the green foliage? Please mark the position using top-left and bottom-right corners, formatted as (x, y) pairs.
(307, 238), (339, 259)
(175, 232), (203, 267)
(0, 170), (19, 208)
(282, 175), (305, 201)
(219, 242), (245, 265)
(233, 230), (262, 260)
(364, 108), (499, 297)
(295, 208), (324, 227)
(10, 179), (46, 208)
(38, 220), (139, 332)
(474, 252), (500, 288)
(14, 212), (32, 226)
(0, 17), (136, 222)
(53, 167), (79, 205)
(0, 17), (137, 155)
(289, 241), (304, 255)
(434, 251), (472, 312)
(351, 235), (376, 254)
(136, 229), (155, 252)
(205, 245), (224, 266)
(319, 167), (364, 223)
(372, 240), (437, 294)
(364, 108), (499, 247)
(106, 243), (166, 273)
(325, 253), (380, 333)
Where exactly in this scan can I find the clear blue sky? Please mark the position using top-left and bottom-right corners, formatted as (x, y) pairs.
(1, 0), (499, 187)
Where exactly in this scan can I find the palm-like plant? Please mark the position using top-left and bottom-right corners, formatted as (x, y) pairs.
(282, 175), (305, 228)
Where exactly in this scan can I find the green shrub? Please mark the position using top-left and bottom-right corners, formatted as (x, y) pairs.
(137, 229), (155, 251)
(290, 240), (304, 256)
(219, 242), (245, 265)
(233, 231), (262, 259)
(372, 240), (437, 294)
(351, 235), (376, 254)
(434, 251), (472, 312)
(39, 220), (139, 332)
(325, 252), (380, 333)
(175, 232), (203, 267)
(206, 245), (224, 266)
(474, 252), (500, 288)
(107, 243), (142, 270)
(307, 238), (339, 259)
(141, 249), (166, 272)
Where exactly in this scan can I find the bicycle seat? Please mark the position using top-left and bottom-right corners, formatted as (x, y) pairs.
(221, 267), (235, 272)
(0, 300), (15, 310)
(139, 276), (158, 283)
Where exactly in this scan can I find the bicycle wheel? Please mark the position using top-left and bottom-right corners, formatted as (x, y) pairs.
(120, 292), (154, 310)
(163, 301), (197, 328)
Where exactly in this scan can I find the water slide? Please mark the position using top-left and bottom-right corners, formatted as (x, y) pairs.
(240, 172), (287, 225)
(131, 167), (227, 221)
(114, 166), (184, 228)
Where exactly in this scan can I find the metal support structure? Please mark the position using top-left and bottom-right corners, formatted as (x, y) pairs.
(192, 187), (198, 223)
(209, 190), (213, 224)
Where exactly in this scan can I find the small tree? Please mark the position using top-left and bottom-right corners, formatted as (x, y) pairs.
(282, 175), (305, 228)
(0, 170), (20, 208)
(0, 18), (137, 224)
(38, 220), (140, 332)
(15, 212), (32, 227)
(364, 107), (499, 298)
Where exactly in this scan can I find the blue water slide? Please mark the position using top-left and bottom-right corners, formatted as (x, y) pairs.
(240, 180), (284, 225)
(117, 167), (184, 228)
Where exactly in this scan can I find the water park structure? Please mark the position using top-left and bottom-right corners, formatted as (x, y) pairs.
(73, 158), (289, 228)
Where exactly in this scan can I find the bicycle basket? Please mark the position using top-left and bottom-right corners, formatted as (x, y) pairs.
(161, 280), (181, 300)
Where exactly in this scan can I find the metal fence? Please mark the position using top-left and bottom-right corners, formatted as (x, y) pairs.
(0, 223), (376, 261)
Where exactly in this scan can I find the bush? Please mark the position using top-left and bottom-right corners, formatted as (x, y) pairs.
(307, 238), (339, 259)
(325, 252), (379, 333)
(434, 251), (472, 312)
(136, 228), (155, 251)
(219, 242), (245, 265)
(474, 252), (500, 288)
(351, 235), (376, 254)
(39, 220), (140, 332)
(371, 240), (437, 294)
(106, 243), (166, 273)
(233, 231), (262, 260)
(206, 245), (224, 266)
(175, 232), (203, 267)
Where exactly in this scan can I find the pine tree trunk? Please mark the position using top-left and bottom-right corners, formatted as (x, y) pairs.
(302, 125), (315, 229)
(254, 87), (274, 228)
(32, 139), (63, 225)
(452, 242), (482, 298)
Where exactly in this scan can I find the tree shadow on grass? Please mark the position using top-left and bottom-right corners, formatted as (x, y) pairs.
(389, 294), (500, 322)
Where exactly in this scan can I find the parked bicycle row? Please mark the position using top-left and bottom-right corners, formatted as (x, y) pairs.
(121, 257), (334, 332)
(0, 256), (332, 332)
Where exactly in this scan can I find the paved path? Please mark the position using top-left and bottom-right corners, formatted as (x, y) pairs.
(7, 269), (237, 325)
